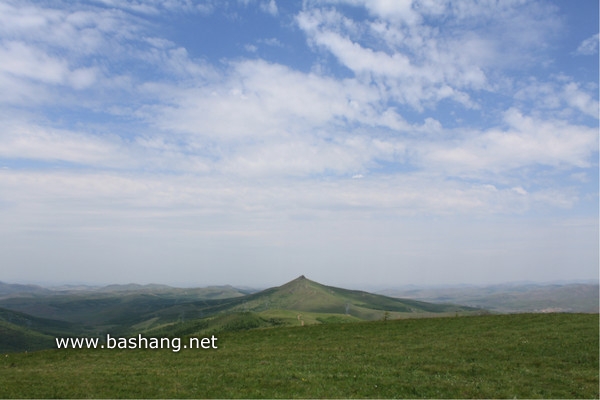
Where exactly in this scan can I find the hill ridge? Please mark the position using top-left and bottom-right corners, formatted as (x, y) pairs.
(224, 275), (478, 318)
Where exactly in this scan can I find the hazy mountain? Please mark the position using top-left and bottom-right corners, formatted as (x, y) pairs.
(379, 283), (599, 313)
(0, 282), (53, 298)
(0, 281), (250, 298)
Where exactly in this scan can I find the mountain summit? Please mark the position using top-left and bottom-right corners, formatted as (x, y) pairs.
(229, 276), (477, 319)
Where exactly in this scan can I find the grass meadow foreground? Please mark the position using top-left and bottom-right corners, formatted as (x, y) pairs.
(0, 313), (598, 398)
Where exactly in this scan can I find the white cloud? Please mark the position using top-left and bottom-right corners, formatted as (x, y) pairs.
(0, 169), (577, 240)
(515, 77), (599, 119)
(298, 0), (562, 112)
(140, 59), (404, 139)
(576, 33), (599, 55)
(0, 2), (141, 106)
(424, 109), (598, 175)
(68, 67), (98, 89)
(1, 0), (594, 187)
(0, 41), (70, 84)
(0, 1), (139, 53)
(563, 82), (599, 119)
(297, 7), (489, 110)
(92, 0), (208, 15)
(260, 0), (278, 16)
(0, 121), (129, 168)
(220, 135), (404, 177)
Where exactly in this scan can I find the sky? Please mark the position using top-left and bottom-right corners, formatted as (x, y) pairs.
(0, 0), (598, 289)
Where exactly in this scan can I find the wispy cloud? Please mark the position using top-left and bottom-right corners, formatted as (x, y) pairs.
(576, 33), (599, 55)
(260, 0), (278, 16)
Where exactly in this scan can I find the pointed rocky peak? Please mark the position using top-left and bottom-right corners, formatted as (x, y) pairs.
(283, 275), (309, 284)
(278, 275), (321, 291)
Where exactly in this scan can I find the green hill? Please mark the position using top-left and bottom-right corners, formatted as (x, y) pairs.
(224, 275), (479, 318)
(0, 307), (87, 353)
(0, 318), (55, 353)
(0, 285), (250, 333)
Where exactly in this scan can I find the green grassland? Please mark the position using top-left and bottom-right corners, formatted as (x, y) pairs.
(1, 313), (597, 399)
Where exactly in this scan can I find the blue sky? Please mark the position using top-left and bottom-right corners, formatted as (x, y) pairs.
(0, 0), (597, 288)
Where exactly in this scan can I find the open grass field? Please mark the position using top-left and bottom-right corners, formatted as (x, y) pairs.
(1, 313), (598, 398)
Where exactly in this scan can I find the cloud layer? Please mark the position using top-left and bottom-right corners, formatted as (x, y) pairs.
(0, 0), (597, 286)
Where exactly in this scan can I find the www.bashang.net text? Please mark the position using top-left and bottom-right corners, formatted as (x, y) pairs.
(55, 334), (218, 352)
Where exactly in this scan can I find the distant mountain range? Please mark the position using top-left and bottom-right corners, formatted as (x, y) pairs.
(0, 281), (54, 297)
(379, 282), (599, 313)
(0, 281), (251, 299)
(0, 276), (480, 352)
(1, 276), (596, 353)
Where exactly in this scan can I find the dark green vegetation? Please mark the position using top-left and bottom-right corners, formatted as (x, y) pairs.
(0, 276), (480, 352)
(0, 282), (253, 349)
(1, 313), (597, 398)
(382, 283), (600, 313)
(0, 308), (80, 353)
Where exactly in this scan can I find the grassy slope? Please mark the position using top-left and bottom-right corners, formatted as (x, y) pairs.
(145, 310), (363, 338)
(224, 276), (479, 317)
(0, 308), (86, 353)
(0, 286), (247, 323)
(0, 287), (248, 336)
(0, 320), (56, 353)
(0, 313), (597, 399)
